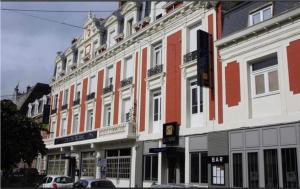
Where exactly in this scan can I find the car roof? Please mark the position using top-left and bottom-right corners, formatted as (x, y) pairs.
(46, 175), (71, 178)
(79, 179), (113, 182)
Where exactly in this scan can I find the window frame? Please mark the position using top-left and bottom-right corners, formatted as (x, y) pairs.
(104, 104), (112, 127)
(89, 75), (96, 94)
(61, 118), (67, 136)
(126, 18), (133, 36)
(143, 155), (158, 181)
(72, 114), (79, 134)
(86, 109), (94, 131)
(152, 42), (163, 67)
(249, 5), (273, 26)
(152, 90), (162, 123)
(75, 83), (82, 100)
(124, 56), (133, 79)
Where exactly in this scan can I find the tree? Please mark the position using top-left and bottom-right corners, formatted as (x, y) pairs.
(1, 100), (47, 175)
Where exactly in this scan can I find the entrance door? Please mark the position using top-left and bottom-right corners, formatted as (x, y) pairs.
(68, 158), (76, 180)
(167, 154), (185, 184)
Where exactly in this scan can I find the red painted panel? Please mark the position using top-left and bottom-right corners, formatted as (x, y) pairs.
(217, 53), (223, 124)
(287, 39), (300, 94)
(113, 61), (121, 125)
(216, 3), (222, 40)
(79, 78), (88, 132)
(208, 14), (216, 121)
(67, 85), (74, 135)
(225, 61), (241, 107)
(139, 48), (147, 132)
(95, 70), (104, 129)
(166, 30), (181, 124)
(56, 91), (63, 137)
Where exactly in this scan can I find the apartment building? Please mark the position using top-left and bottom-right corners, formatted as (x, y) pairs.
(43, 1), (300, 188)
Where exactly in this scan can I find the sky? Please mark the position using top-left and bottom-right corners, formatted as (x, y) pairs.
(1, 1), (118, 98)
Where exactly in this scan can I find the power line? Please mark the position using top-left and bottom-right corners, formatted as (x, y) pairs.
(4, 9), (84, 29)
(1, 8), (116, 13)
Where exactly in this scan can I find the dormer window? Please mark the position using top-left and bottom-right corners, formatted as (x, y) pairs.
(154, 2), (165, 20)
(249, 5), (273, 26)
(127, 18), (133, 36)
(108, 29), (116, 47)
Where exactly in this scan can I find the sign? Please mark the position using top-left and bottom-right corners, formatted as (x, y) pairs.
(208, 156), (228, 164)
(54, 130), (97, 145)
(163, 122), (179, 145)
(197, 30), (213, 88)
(149, 147), (184, 154)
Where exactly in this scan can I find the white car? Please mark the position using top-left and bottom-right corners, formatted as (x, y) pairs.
(40, 175), (73, 188)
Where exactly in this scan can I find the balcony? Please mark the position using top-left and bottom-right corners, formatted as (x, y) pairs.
(148, 64), (163, 77)
(183, 50), (198, 64)
(83, 54), (91, 62)
(51, 108), (57, 115)
(86, 92), (95, 101)
(121, 77), (133, 88)
(97, 44), (107, 54)
(59, 70), (65, 77)
(70, 62), (77, 70)
(43, 138), (54, 146)
(103, 84), (113, 95)
(73, 98), (80, 106)
(61, 104), (68, 110)
(98, 122), (136, 139)
(134, 16), (151, 31)
(114, 33), (124, 43)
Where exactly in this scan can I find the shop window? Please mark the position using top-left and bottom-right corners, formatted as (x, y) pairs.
(47, 154), (65, 175)
(282, 148), (298, 188)
(144, 155), (158, 181)
(212, 164), (225, 185)
(248, 152), (259, 188)
(251, 54), (279, 97)
(81, 151), (96, 177)
(190, 152), (208, 184)
(233, 153), (243, 187)
(106, 148), (131, 179)
(264, 149), (279, 188)
(249, 5), (272, 26)
(72, 114), (79, 134)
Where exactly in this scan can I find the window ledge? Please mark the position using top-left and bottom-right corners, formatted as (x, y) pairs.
(146, 72), (165, 82)
(180, 59), (197, 69)
(252, 91), (280, 99)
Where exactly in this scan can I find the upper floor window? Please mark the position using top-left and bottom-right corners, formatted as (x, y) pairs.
(85, 44), (91, 56)
(152, 90), (162, 122)
(108, 29), (116, 47)
(122, 98), (131, 122)
(75, 83), (82, 100)
(104, 104), (112, 127)
(106, 66), (114, 86)
(53, 94), (58, 109)
(124, 56), (133, 79)
(79, 50), (84, 64)
(93, 40), (99, 57)
(63, 89), (69, 105)
(250, 53), (279, 98)
(50, 121), (56, 138)
(138, 1), (151, 21)
(86, 109), (94, 131)
(154, 2), (165, 20)
(249, 5), (273, 26)
(152, 43), (162, 67)
(73, 114), (79, 134)
(188, 22), (202, 52)
(89, 76), (96, 94)
(127, 18), (133, 36)
(61, 118), (67, 136)
(31, 104), (35, 116)
(38, 100), (43, 113)
(190, 80), (203, 114)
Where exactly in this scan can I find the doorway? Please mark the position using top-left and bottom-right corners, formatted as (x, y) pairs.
(167, 153), (185, 184)
(68, 157), (76, 180)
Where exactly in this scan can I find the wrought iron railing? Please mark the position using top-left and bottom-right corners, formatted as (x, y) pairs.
(51, 108), (57, 115)
(183, 50), (198, 63)
(103, 84), (113, 94)
(121, 77), (133, 88)
(61, 104), (68, 110)
(86, 92), (95, 101)
(73, 98), (80, 106)
(147, 64), (163, 77)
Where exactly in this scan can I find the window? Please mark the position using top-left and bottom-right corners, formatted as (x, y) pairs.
(127, 18), (133, 36)
(31, 104), (35, 116)
(108, 29), (116, 47)
(47, 154), (65, 175)
(38, 100), (43, 113)
(248, 152), (259, 188)
(188, 22), (202, 52)
(63, 89), (69, 105)
(92, 40), (99, 57)
(138, 1), (150, 21)
(72, 114), (79, 134)
(212, 164), (225, 185)
(50, 121), (55, 138)
(153, 91), (161, 122)
(75, 83), (81, 100)
(53, 94), (58, 109)
(233, 153), (243, 187)
(190, 152), (208, 184)
(89, 76), (96, 94)
(81, 152), (96, 177)
(264, 149), (279, 188)
(154, 2), (165, 20)
(281, 148), (298, 188)
(124, 56), (133, 79)
(122, 98), (131, 122)
(249, 5), (272, 26)
(61, 118), (67, 136)
(104, 104), (111, 127)
(79, 50), (84, 64)
(86, 109), (93, 131)
(251, 54), (279, 97)
(107, 66), (114, 86)
(152, 43), (162, 67)
(144, 155), (158, 181)
(106, 148), (131, 179)
(190, 80), (203, 114)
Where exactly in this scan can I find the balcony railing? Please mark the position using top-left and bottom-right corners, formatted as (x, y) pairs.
(73, 98), (80, 106)
(86, 92), (95, 101)
(98, 122), (136, 137)
(121, 77), (133, 88)
(103, 84), (113, 94)
(148, 64), (163, 77)
(51, 108), (57, 115)
(183, 50), (198, 63)
(43, 138), (54, 146)
(61, 104), (68, 110)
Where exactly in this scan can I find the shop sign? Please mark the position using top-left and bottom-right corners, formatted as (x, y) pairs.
(163, 122), (179, 145)
(208, 155), (228, 164)
(54, 130), (97, 145)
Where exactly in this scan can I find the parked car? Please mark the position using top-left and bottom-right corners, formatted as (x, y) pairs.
(39, 175), (73, 188)
(73, 179), (115, 188)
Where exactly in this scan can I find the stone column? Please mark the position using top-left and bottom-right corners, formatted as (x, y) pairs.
(65, 159), (69, 176)
(130, 145), (137, 187)
(158, 140), (162, 184)
(185, 137), (190, 184)
(75, 153), (80, 182)
(96, 152), (101, 179)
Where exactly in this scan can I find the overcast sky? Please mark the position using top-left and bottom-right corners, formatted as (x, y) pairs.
(1, 2), (118, 98)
